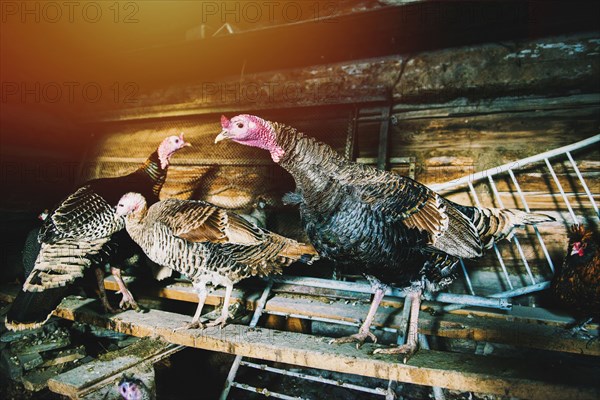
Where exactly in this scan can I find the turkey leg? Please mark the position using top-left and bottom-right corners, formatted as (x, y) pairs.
(206, 282), (233, 329)
(110, 267), (141, 311)
(373, 288), (422, 363)
(94, 266), (118, 314)
(329, 278), (386, 348)
(176, 282), (208, 330)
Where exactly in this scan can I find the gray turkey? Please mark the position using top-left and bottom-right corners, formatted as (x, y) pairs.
(115, 192), (319, 329)
(5, 134), (190, 331)
(215, 114), (555, 362)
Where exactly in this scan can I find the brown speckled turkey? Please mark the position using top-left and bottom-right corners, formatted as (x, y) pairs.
(215, 114), (556, 362)
(116, 192), (319, 329)
(5, 134), (190, 331)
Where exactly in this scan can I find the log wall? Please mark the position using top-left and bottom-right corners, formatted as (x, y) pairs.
(79, 32), (599, 295)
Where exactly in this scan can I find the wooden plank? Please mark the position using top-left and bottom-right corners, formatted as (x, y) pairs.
(48, 338), (180, 399)
(41, 346), (86, 368)
(4, 281), (596, 357)
(22, 365), (65, 392)
(86, 32), (600, 120)
(48, 296), (600, 400)
(377, 106), (391, 171)
(17, 352), (43, 371)
(101, 279), (600, 356)
(10, 331), (70, 356)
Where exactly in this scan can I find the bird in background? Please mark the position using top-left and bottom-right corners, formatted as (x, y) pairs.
(215, 114), (555, 362)
(239, 196), (269, 228)
(551, 224), (600, 335)
(5, 134), (190, 331)
(117, 374), (154, 400)
(22, 209), (49, 279)
(115, 192), (318, 330)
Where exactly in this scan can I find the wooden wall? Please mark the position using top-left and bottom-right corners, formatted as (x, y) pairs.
(80, 32), (599, 296)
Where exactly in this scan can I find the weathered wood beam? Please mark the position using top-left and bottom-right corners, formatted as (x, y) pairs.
(48, 338), (181, 399)
(43, 296), (600, 400)
(86, 33), (599, 122)
(377, 106), (391, 170)
(101, 279), (600, 356)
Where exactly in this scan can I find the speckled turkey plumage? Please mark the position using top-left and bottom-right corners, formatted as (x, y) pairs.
(120, 194), (318, 328)
(125, 197), (317, 284)
(6, 146), (179, 331)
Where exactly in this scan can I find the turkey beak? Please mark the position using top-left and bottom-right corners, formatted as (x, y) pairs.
(214, 130), (229, 144)
(179, 133), (192, 147)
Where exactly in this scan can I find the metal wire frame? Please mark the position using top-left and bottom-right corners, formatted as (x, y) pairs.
(220, 279), (273, 400)
(220, 278), (394, 399)
(430, 134), (599, 301)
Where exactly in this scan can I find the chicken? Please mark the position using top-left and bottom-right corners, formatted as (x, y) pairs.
(215, 114), (555, 362)
(551, 225), (600, 332)
(5, 134), (190, 331)
(115, 192), (318, 329)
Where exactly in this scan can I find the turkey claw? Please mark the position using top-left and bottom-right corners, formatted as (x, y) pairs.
(329, 331), (378, 348)
(173, 321), (205, 331)
(206, 316), (228, 329)
(373, 343), (419, 364)
(117, 291), (140, 311)
(119, 297), (147, 313)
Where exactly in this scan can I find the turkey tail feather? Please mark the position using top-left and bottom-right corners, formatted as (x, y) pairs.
(278, 241), (319, 264)
(24, 239), (107, 292)
(473, 208), (555, 248)
(435, 203), (483, 259)
(5, 287), (68, 331)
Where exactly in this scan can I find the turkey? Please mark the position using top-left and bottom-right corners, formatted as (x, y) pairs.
(5, 134), (190, 331)
(22, 209), (49, 279)
(118, 373), (154, 400)
(239, 196), (269, 228)
(215, 114), (556, 362)
(115, 192), (319, 329)
(551, 225), (600, 334)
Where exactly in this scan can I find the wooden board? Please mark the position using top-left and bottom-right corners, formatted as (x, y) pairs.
(101, 279), (600, 356)
(46, 296), (600, 400)
(48, 338), (181, 398)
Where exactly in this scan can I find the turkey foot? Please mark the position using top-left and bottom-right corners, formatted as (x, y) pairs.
(205, 316), (228, 329)
(373, 342), (418, 364)
(100, 296), (119, 314)
(373, 289), (422, 363)
(110, 267), (143, 312)
(117, 288), (142, 311)
(329, 281), (385, 349)
(567, 317), (595, 340)
(329, 330), (377, 349)
(204, 283), (233, 329)
(173, 320), (205, 331)
(173, 283), (209, 332)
